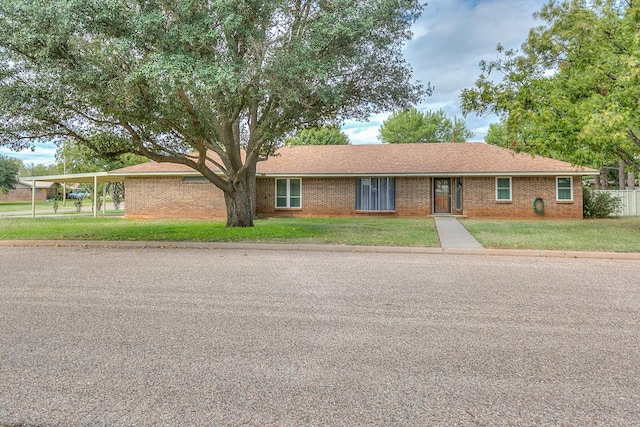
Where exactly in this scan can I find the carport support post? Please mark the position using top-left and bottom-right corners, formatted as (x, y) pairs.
(93, 176), (98, 218)
(31, 180), (36, 218)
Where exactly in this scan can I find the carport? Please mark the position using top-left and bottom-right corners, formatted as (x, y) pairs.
(22, 172), (125, 218)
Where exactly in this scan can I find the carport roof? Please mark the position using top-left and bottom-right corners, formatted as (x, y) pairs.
(20, 172), (125, 184)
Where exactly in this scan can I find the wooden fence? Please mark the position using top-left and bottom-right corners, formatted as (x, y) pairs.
(594, 190), (640, 216)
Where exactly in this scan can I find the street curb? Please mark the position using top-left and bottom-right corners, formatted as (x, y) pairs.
(1, 240), (639, 260)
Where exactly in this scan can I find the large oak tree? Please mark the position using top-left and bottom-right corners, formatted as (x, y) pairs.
(0, 0), (428, 226)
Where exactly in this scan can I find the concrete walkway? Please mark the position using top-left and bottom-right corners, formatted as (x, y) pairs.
(434, 216), (483, 249)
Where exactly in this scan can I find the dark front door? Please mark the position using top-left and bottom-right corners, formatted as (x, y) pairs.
(434, 178), (451, 214)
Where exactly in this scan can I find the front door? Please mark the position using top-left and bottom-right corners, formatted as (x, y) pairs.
(434, 178), (451, 214)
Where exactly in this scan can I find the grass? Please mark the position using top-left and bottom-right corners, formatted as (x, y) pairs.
(461, 217), (640, 253)
(0, 201), (52, 212)
(0, 216), (440, 247)
(0, 201), (122, 216)
(2, 214), (639, 252)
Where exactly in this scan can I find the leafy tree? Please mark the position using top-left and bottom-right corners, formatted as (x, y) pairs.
(56, 140), (148, 203)
(379, 108), (474, 143)
(0, 0), (428, 226)
(484, 121), (511, 148)
(285, 126), (349, 146)
(450, 116), (475, 143)
(0, 155), (19, 194)
(460, 0), (640, 171)
(20, 162), (60, 177)
(56, 141), (148, 174)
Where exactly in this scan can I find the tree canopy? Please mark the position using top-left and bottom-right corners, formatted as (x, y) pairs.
(0, 0), (428, 226)
(19, 161), (60, 177)
(285, 126), (349, 146)
(0, 157), (56, 177)
(484, 121), (510, 148)
(56, 141), (149, 174)
(460, 0), (640, 170)
(0, 155), (20, 194)
(378, 108), (474, 143)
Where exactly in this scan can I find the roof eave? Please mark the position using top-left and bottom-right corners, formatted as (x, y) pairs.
(20, 172), (124, 184)
(256, 171), (599, 178)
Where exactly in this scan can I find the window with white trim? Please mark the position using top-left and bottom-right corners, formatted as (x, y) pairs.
(276, 178), (301, 208)
(495, 177), (512, 201)
(356, 177), (395, 211)
(556, 177), (573, 201)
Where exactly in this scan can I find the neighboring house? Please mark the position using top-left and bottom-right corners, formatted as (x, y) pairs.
(110, 143), (599, 220)
(0, 179), (59, 202)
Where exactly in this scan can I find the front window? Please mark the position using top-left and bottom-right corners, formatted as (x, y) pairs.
(356, 177), (395, 211)
(276, 178), (301, 208)
(557, 177), (573, 201)
(496, 177), (512, 201)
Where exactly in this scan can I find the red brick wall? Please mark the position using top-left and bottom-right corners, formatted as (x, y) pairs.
(124, 175), (584, 220)
(0, 187), (47, 202)
(396, 177), (431, 216)
(256, 177), (433, 217)
(256, 177), (356, 217)
(124, 177), (227, 219)
(463, 176), (583, 219)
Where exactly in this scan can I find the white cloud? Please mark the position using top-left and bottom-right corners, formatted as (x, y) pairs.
(342, 111), (393, 144)
(347, 0), (547, 142)
(0, 144), (57, 165)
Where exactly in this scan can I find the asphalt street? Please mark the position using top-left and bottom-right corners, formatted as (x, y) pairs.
(1, 246), (639, 426)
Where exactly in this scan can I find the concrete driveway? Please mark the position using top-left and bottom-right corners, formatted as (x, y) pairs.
(1, 246), (639, 426)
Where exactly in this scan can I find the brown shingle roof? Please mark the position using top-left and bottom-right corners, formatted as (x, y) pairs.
(111, 143), (598, 176)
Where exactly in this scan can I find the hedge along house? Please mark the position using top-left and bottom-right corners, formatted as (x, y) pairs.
(110, 143), (598, 220)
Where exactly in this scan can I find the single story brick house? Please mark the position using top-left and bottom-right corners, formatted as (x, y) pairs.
(110, 142), (598, 220)
(0, 179), (59, 202)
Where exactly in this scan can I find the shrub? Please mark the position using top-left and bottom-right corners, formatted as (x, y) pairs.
(583, 187), (622, 218)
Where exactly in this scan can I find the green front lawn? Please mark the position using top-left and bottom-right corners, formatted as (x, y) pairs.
(0, 201), (121, 216)
(0, 201), (51, 212)
(2, 215), (639, 252)
(0, 217), (440, 247)
(461, 218), (640, 253)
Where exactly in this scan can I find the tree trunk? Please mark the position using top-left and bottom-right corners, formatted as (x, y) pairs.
(629, 171), (636, 190)
(619, 160), (626, 189)
(223, 167), (256, 227)
(600, 166), (609, 189)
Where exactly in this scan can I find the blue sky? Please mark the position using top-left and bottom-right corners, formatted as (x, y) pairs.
(0, 0), (547, 165)
(343, 0), (547, 145)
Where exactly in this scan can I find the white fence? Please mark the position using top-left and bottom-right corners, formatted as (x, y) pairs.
(594, 190), (640, 216)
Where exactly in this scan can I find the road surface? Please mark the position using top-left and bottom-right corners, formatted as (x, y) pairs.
(1, 246), (639, 425)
